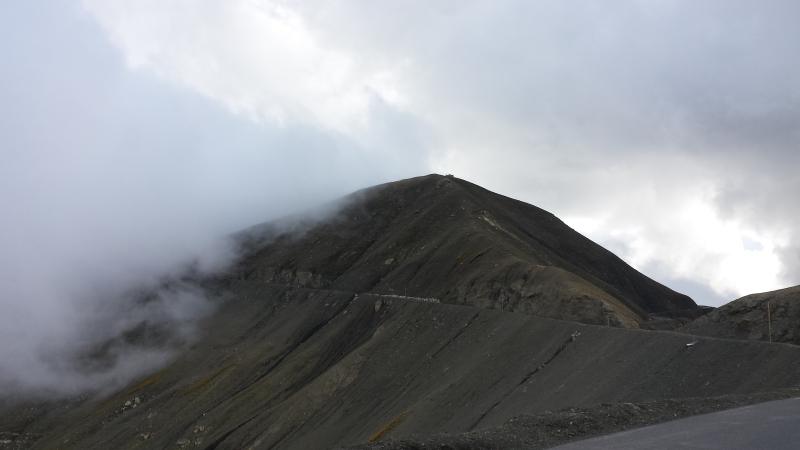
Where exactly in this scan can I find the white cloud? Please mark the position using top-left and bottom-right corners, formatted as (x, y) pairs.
(82, 0), (408, 137)
(0, 0), (429, 396)
(79, 0), (800, 306)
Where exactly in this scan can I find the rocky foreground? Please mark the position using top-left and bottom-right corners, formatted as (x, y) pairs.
(351, 389), (800, 450)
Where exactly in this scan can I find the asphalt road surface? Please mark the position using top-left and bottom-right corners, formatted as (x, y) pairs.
(551, 397), (800, 450)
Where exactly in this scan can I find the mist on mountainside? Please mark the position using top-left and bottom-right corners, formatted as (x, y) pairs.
(0, 2), (426, 398)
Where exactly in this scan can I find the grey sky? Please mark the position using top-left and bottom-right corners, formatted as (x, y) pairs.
(2, 0), (799, 394)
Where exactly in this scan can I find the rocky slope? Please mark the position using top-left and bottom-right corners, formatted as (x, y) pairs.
(681, 285), (800, 344)
(2, 174), (797, 450)
(236, 174), (696, 328)
(3, 289), (800, 449)
(351, 389), (800, 450)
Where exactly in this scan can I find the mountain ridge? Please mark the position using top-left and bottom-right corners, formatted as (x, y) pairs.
(681, 285), (800, 344)
(4, 174), (797, 450)
(235, 173), (696, 327)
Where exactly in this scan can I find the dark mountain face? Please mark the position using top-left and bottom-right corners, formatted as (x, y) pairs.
(237, 174), (696, 327)
(681, 285), (800, 344)
(3, 174), (797, 450)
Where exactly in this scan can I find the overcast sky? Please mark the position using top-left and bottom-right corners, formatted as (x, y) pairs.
(2, 0), (799, 394)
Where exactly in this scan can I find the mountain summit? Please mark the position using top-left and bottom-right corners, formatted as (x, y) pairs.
(238, 174), (695, 327)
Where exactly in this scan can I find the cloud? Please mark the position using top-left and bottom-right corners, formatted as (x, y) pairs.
(0, 0), (429, 397)
(75, 1), (800, 304)
(285, 0), (800, 302)
(1, 281), (213, 398)
(81, 0), (413, 137)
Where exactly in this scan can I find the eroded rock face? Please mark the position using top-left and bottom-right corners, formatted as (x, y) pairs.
(681, 286), (800, 344)
(248, 266), (331, 289)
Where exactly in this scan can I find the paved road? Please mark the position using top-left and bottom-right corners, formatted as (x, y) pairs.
(551, 397), (800, 449)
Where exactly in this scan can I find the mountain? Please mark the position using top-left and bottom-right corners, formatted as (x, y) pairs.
(681, 285), (800, 344)
(237, 174), (696, 327)
(2, 174), (798, 449)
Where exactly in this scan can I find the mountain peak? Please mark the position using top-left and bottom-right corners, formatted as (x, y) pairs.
(238, 174), (696, 327)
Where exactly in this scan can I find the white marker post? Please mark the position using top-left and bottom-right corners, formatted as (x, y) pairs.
(768, 300), (773, 343)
